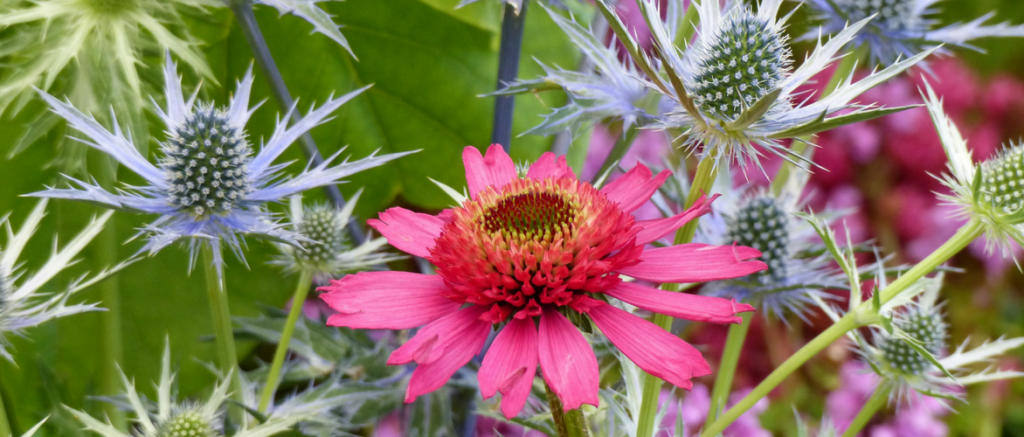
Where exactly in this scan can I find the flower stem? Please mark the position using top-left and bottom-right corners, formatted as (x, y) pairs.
(491, 0), (530, 152)
(635, 156), (719, 437)
(228, 0), (364, 244)
(258, 270), (313, 413)
(94, 157), (127, 431)
(201, 244), (245, 423)
(0, 388), (11, 437)
(592, 126), (640, 188)
(704, 312), (752, 425)
(841, 388), (887, 437)
(700, 219), (984, 437)
(545, 381), (590, 437)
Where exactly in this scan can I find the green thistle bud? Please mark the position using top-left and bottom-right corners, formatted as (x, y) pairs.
(833, 0), (915, 32)
(726, 197), (790, 284)
(879, 308), (946, 376)
(82, 0), (139, 15)
(296, 204), (351, 266)
(162, 105), (252, 218)
(979, 146), (1024, 216)
(156, 410), (216, 437)
(691, 13), (791, 121)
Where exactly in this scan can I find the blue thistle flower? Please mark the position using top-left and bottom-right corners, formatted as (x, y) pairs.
(30, 54), (412, 269)
(801, 0), (1024, 67)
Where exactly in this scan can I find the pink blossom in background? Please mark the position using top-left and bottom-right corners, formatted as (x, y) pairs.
(658, 385), (770, 437)
(869, 397), (949, 437)
(825, 362), (949, 437)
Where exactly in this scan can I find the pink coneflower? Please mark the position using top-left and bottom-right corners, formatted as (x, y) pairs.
(319, 145), (766, 418)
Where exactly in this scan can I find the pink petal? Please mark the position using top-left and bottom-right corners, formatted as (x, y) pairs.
(600, 163), (670, 213)
(633, 194), (719, 245)
(479, 317), (538, 418)
(538, 307), (599, 411)
(402, 308), (491, 403)
(367, 207), (444, 258)
(463, 144), (518, 199)
(616, 244), (768, 283)
(605, 282), (754, 324)
(320, 272), (460, 330)
(585, 300), (711, 389)
(527, 152), (576, 181)
(388, 305), (489, 366)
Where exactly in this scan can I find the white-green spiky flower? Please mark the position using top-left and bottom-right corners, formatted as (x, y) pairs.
(609, 0), (930, 170)
(272, 191), (404, 284)
(924, 81), (1024, 257)
(0, 199), (129, 361)
(65, 343), (305, 437)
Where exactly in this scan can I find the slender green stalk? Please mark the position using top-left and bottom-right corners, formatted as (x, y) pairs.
(545, 381), (590, 437)
(492, 0), (530, 152)
(201, 245), (245, 422)
(841, 388), (887, 437)
(770, 51), (860, 195)
(635, 156), (719, 437)
(0, 388), (11, 437)
(700, 219), (984, 437)
(704, 312), (752, 425)
(592, 127), (640, 188)
(94, 155), (126, 431)
(258, 270), (313, 413)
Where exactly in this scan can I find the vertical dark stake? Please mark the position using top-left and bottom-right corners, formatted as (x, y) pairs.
(491, 0), (530, 153)
(229, 0), (365, 243)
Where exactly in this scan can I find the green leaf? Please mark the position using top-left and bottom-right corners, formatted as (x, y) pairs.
(725, 88), (782, 132)
(769, 105), (918, 139)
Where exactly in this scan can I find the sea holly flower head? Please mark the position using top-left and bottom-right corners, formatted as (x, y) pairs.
(272, 191), (404, 283)
(0, 199), (130, 361)
(614, 0), (930, 170)
(30, 54), (412, 269)
(801, 0), (1024, 67)
(923, 82), (1024, 256)
(319, 145), (767, 418)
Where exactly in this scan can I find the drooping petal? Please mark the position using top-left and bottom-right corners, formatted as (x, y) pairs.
(633, 194), (719, 245)
(404, 313), (491, 403)
(527, 152), (576, 181)
(616, 244), (767, 283)
(479, 317), (539, 418)
(463, 144), (517, 198)
(585, 300), (710, 389)
(366, 207), (445, 258)
(388, 305), (490, 366)
(605, 282), (754, 324)
(538, 307), (599, 411)
(600, 164), (670, 213)
(320, 272), (460, 330)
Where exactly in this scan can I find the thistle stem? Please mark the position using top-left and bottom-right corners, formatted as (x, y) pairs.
(258, 270), (313, 413)
(491, 0), (530, 152)
(635, 156), (719, 437)
(545, 381), (590, 437)
(0, 388), (11, 437)
(591, 126), (640, 188)
(841, 388), (887, 437)
(201, 244), (245, 423)
(704, 312), (752, 426)
(228, 0), (364, 244)
(700, 219), (984, 437)
(94, 157), (127, 431)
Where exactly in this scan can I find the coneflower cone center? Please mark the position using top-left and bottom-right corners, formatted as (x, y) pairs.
(835, 0), (914, 31)
(162, 105), (252, 218)
(980, 147), (1024, 215)
(879, 308), (946, 377)
(692, 13), (790, 121)
(431, 177), (639, 324)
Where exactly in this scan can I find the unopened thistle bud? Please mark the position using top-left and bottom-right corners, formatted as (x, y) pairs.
(979, 146), (1024, 217)
(726, 196), (790, 283)
(156, 410), (216, 437)
(877, 308), (947, 376)
(834, 0), (915, 32)
(295, 204), (351, 267)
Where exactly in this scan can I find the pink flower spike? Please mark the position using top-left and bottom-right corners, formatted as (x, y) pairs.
(367, 207), (444, 258)
(616, 243), (767, 283)
(479, 317), (539, 418)
(633, 193), (719, 245)
(388, 305), (490, 366)
(605, 282), (754, 325)
(463, 144), (518, 199)
(600, 163), (671, 213)
(527, 152), (576, 181)
(404, 314), (491, 403)
(585, 300), (710, 389)
(320, 272), (461, 330)
(538, 307), (599, 411)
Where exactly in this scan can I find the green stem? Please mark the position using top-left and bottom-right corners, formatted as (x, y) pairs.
(672, 0), (699, 46)
(701, 219), (984, 437)
(635, 156), (719, 437)
(94, 155), (126, 431)
(841, 388), (887, 437)
(201, 244), (245, 423)
(258, 270), (313, 413)
(0, 388), (11, 437)
(704, 312), (752, 425)
(545, 381), (589, 437)
(770, 50), (860, 195)
(592, 126), (640, 188)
